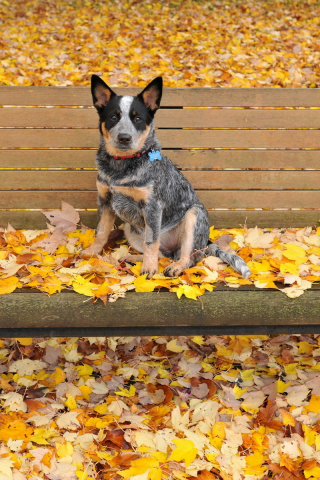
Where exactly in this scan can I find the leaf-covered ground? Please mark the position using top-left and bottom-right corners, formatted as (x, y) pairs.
(1, 0), (320, 88)
(1, 335), (320, 480)
(1, 202), (320, 301)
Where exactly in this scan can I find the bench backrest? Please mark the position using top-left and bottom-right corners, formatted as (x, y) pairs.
(1, 87), (320, 229)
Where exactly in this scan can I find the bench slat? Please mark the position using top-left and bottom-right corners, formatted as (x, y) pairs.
(2, 210), (320, 230)
(1, 149), (320, 169)
(1, 290), (320, 337)
(1, 190), (320, 209)
(2, 129), (320, 148)
(2, 108), (320, 128)
(2, 170), (320, 190)
(1, 86), (320, 107)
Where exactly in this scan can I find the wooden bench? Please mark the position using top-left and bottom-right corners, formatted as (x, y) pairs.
(1, 86), (320, 337)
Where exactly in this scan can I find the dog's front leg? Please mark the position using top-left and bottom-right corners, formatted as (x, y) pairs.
(82, 192), (116, 255)
(141, 202), (162, 279)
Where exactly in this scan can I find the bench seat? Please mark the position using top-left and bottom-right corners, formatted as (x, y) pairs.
(1, 86), (320, 337)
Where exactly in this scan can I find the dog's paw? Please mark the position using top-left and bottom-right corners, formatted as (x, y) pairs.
(163, 262), (185, 277)
(140, 267), (158, 279)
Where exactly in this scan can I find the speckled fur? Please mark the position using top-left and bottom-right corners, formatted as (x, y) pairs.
(85, 75), (250, 279)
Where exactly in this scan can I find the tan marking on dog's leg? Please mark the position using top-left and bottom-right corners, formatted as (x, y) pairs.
(113, 186), (151, 202)
(164, 207), (197, 277)
(82, 208), (116, 255)
(126, 254), (144, 263)
(96, 179), (110, 198)
(141, 237), (160, 278)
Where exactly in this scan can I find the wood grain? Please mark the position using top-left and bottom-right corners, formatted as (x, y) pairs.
(2, 170), (320, 190)
(1, 190), (320, 209)
(2, 210), (320, 230)
(2, 107), (320, 128)
(1, 149), (320, 169)
(1, 290), (320, 336)
(1, 86), (320, 106)
(2, 129), (320, 148)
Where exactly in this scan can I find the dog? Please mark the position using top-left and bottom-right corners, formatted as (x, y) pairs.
(82, 75), (250, 280)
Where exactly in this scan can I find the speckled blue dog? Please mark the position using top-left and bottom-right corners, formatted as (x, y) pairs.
(83, 75), (250, 280)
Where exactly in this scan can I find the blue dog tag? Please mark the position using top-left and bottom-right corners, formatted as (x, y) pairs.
(148, 150), (162, 162)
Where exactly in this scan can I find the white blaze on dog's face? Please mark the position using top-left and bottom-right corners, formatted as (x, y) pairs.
(91, 75), (163, 156)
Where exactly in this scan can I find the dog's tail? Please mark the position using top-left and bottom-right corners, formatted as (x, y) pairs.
(207, 243), (251, 279)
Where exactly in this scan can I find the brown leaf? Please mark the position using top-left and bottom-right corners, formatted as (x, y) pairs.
(16, 253), (34, 264)
(197, 471), (218, 480)
(279, 452), (299, 473)
(281, 348), (295, 364)
(103, 429), (130, 450)
(254, 401), (277, 427)
(268, 463), (304, 480)
(213, 234), (234, 252)
(105, 229), (124, 248)
(301, 459), (317, 470)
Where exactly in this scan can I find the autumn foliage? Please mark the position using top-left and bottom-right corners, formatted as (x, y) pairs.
(1, 202), (320, 302)
(0, 335), (319, 480)
(0, 0), (320, 88)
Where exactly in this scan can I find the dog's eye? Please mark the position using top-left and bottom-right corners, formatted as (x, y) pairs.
(110, 114), (117, 121)
(134, 116), (142, 123)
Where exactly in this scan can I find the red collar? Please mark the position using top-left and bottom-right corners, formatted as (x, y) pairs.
(112, 147), (152, 160)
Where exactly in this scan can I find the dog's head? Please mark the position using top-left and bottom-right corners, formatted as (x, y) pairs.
(91, 75), (162, 157)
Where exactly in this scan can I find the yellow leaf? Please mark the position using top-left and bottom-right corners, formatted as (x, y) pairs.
(284, 363), (298, 375)
(65, 394), (77, 411)
(56, 442), (74, 458)
(279, 409), (296, 427)
(97, 452), (114, 461)
(0, 276), (20, 295)
(78, 385), (93, 400)
(134, 274), (158, 292)
(304, 466), (320, 478)
(118, 458), (159, 479)
(241, 369), (255, 381)
(280, 263), (299, 276)
(277, 379), (291, 393)
(151, 452), (167, 463)
(51, 367), (65, 386)
(302, 425), (316, 446)
(306, 394), (320, 413)
(192, 336), (204, 345)
(169, 439), (198, 467)
(149, 468), (162, 480)
(298, 341), (312, 354)
(115, 385), (136, 397)
(17, 338), (33, 346)
(166, 339), (184, 353)
(72, 280), (96, 297)
(76, 471), (88, 480)
(130, 262), (142, 276)
(174, 284), (204, 300)
(212, 422), (226, 439)
(94, 403), (109, 414)
(76, 364), (93, 377)
(233, 385), (247, 399)
(245, 452), (267, 475)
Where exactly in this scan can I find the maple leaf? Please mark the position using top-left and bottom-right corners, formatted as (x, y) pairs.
(42, 201), (80, 232)
(169, 439), (198, 467)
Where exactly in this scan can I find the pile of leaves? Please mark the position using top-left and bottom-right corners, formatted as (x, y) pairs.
(1, 202), (320, 302)
(1, 0), (320, 88)
(0, 334), (320, 480)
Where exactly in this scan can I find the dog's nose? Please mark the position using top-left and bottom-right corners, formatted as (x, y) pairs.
(118, 134), (132, 145)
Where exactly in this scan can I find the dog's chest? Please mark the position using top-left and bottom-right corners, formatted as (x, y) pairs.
(97, 178), (151, 226)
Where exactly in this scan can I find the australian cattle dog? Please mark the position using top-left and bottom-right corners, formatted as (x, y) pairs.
(82, 75), (250, 280)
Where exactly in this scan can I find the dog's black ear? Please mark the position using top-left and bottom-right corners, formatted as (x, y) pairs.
(91, 75), (116, 111)
(138, 77), (162, 113)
